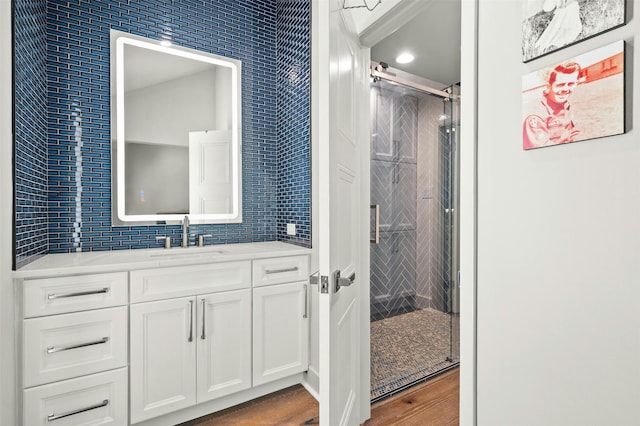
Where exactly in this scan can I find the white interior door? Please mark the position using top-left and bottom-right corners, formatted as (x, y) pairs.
(316, 0), (370, 424)
(188, 130), (232, 215)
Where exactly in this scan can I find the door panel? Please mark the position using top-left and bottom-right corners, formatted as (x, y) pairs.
(317, 0), (369, 424)
(196, 290), (251, 403)
(334, 298), (359, 425)
(130, 297), (196, 423)
(336, 166), (357, 276)
(253, 282), (309, 386)
(188, 130), (232, 215)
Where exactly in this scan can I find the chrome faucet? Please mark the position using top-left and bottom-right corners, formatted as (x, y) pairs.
(182, 215), (190, 248)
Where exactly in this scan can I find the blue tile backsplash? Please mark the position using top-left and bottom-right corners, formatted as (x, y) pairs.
(14, 0), (311, 266)
(14, 0), (49, 268)
(277, 0), (311, 246)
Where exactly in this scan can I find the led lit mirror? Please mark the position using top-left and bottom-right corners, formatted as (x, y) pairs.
(110, 30), (242, 225)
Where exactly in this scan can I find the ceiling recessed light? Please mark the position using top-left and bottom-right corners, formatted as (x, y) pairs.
(396, 53), (414, 64)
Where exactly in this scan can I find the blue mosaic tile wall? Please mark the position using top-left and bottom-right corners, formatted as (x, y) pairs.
(27, 0), (311, 254)
(14, 0), (49, 268)
(276, 0), (311, 246)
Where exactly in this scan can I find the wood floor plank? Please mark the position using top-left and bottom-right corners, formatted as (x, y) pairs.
(365, 369), (460, 426)
(182, 385), (319, 426)
(184, 368), (459, 426)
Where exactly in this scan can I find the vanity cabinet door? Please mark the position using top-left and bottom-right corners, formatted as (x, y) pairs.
(253, 282), (309, 386)
(130, 297), (197, 423)
(196, 289), (251, 402)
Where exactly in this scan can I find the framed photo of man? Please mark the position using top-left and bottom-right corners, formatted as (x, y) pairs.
(522, 40), (625, 150)
(522, 0), (625, 62)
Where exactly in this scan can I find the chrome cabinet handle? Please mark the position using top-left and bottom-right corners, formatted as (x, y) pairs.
(47, 287), (109, 300)
(370, 204), (380, 244)
(201, 299), (206, 340)
(47, 399), (109, 422)
(46, 337), (109, 354)
(188, 300), (194, 342)
(265, 266), (299, 275)
(303, 284), (308, 319)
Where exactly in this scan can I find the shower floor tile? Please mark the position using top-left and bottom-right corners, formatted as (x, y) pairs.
(370, 308), (459, 400)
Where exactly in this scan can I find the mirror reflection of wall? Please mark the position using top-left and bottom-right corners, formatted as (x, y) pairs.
(125, 142), (188, 215)
(111, 30), (242, 224)
(124, 65), (219, 144)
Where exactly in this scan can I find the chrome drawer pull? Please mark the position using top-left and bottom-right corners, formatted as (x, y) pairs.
(265, 266), (299, 275)
(47, 287), (110, 300)
(201, 299), (206, 340)
(47, 399), (109, 422)
(303, 284), (308, 319)
(46, 337), (109, 354)
(188, 300), (194, 342)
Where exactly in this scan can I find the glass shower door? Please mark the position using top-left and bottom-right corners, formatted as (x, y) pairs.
(369, 78), (460, 401)
(370, 84), (417, 321)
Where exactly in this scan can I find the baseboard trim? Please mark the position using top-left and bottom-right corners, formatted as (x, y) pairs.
(302, 366), (320, 401)
(134, 374), (304, 426)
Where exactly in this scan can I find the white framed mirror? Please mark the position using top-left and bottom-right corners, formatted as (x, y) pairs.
(110, 30), (242, 225)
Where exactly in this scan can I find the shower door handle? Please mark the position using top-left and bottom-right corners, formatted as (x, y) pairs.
(370, 204), (380, 244)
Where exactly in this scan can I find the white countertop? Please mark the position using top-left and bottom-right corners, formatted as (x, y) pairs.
(14, 241), (312, 279)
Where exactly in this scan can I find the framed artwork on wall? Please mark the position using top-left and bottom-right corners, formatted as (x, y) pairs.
(522, 40), (625, 150)
(522, 0), (625, 62)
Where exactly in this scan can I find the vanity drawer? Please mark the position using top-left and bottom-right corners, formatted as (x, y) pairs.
(130, 260), (251, 303)
(252, 255), (309, 287)
(23, 272), (128, 318)
(23, 306), (128, 388)
(23, 367), (128, 426)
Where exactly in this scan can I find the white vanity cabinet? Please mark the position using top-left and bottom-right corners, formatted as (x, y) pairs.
(252, 256), (309, 386)
(129, 261), (253, 423)
(16, 242), (311, 426)
(20, 272), (129, 426)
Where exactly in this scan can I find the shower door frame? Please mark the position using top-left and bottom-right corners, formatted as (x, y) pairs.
(369, 67), (461, 400)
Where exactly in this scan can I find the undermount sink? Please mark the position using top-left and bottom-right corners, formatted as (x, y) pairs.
(149, 249), (225, 258)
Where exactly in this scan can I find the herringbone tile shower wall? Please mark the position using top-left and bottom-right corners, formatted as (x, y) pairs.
(417, 95), (452, 312)
(370, 83), (456, 320)
(371, 86), (417, 319)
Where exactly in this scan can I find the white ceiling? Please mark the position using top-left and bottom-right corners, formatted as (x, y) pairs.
(370, 0), (461, 87)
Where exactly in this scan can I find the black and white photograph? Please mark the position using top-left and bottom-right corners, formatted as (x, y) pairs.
(522, 40), (625, 150)
(522, 0), (625, 62)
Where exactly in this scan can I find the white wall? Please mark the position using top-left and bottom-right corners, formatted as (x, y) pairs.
(125, 69), (217, 146)
(0, 1), (16, 424)
(476, 1), (640, 424)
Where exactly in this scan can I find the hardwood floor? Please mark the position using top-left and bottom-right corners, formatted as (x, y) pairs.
(365, 368), (459, 426)
(184, 368), (459, 425)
